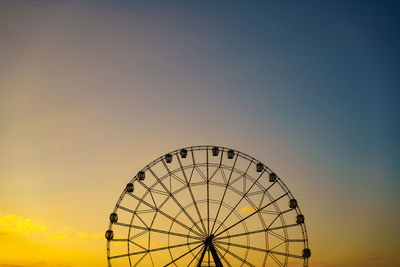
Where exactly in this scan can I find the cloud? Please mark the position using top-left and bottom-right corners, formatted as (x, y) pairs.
(239, 206), (257, 214)
(45, 227), (103, 241)
(0, 263), (72, 267)
(366, 254), (383, 262)
(0, 215), (101, 241)
(0, 215), (46, 235)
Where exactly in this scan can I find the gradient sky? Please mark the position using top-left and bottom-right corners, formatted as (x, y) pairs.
(1, 1), (399, 266)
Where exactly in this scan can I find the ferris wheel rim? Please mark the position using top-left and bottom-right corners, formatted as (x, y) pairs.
(106, 145), (310, 267)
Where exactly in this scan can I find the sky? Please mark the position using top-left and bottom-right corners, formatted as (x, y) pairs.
(0, 1), (399, 266)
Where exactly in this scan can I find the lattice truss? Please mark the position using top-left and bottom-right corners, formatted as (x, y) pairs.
(106, 146), (310, 267)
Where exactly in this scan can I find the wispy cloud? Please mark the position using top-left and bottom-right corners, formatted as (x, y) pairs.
(0, 215), (46, 235)
(0, 263), (72, 267)
(0, 215), (101, 241)
(239, 206), (257, 214)
(45, 226), (103, 241)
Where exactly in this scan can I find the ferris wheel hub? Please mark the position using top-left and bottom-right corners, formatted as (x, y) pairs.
(204, 234), (215, 245)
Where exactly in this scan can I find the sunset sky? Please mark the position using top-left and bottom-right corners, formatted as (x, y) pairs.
(1, 1), (399, 267)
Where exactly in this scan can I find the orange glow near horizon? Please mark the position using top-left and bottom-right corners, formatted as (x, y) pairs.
(0, 214), (104, 266)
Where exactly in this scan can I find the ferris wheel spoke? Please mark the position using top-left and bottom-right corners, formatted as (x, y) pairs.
(210, 155), (240, 234)
(268, 250), (304, 259)
(209, 242), (224, 267)
(258, 181), (279, 209)
(269, 230), (286, 241)
(214, 192), (288, 238)
(114, 222), (202, 240)
(269, 240), (286, 251)
(109, 238), (128, 242)
(208, 163), (222, 182)
(215, 244), (232, 267)
(217, 240), (263, 252)
(265, 211), (292, 228)
(176, 155), (207, 234)
(150, 188), (170, 196)
(217, 240), (302, 260)
(163, 242), (204, 267)
(269, 222), (300, 231)
(187, 244), (206, 266)
(118, 201), (203, 237)
(206, 149), (211, 235)
(132, 252), (148, 267)
(148, 252), (155, 267)
(219, 164), (228, 185)
(189, 151), (197, 184)
(149, 166), (205, 236)
(110, 240), (203, 260)
(194, 166), (208, 182)
(212, 167), (264, 235)
(214, 222), (298, 241)
(269, 253), (284, 267)
(214, 243), (254, 267)
(205, 158), (211, 238)
(228, 173), (247, 188)
(196, 244), (207, 267)
(193, 162), (211, 235)
(131, 229), (148, 240)
(126, 189), (203, 237)
(257, 185), (272, 211)
(169, 172), (187, 187)
(129, 239), (148, 252)
(134, 212), (149, 228)
(157, 191), (172, 211)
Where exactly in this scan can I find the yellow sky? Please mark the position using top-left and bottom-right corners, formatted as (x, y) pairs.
(0, 215), (104, 266)
(1, 82), (399, 266)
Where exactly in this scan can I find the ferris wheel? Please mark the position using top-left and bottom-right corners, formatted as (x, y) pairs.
(105, 146), (311, 266)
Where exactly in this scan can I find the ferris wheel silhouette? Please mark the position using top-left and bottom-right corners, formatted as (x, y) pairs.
(105, 146), (310, 266)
